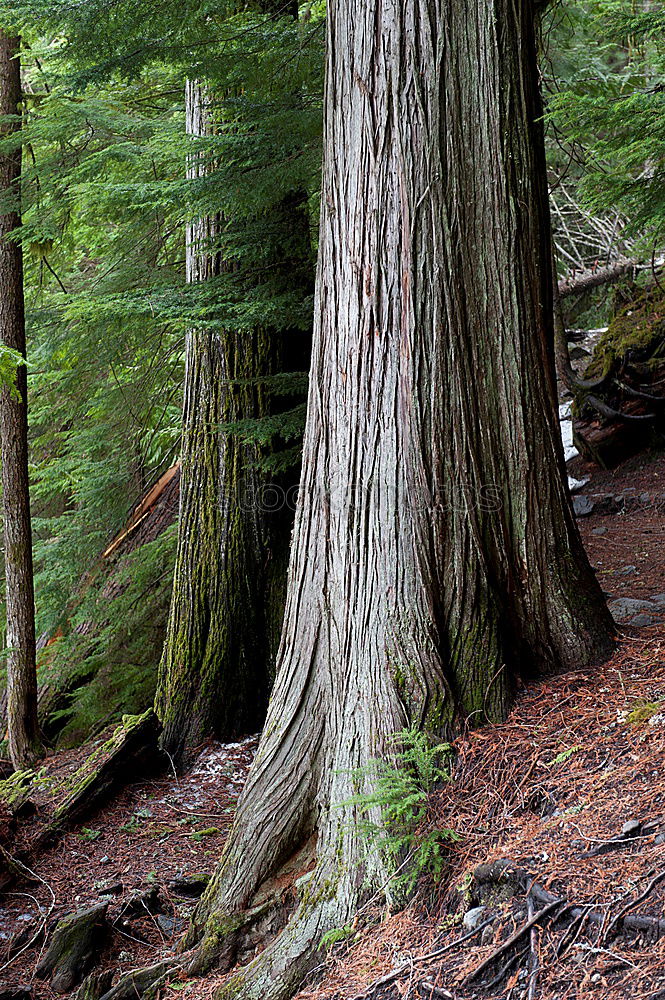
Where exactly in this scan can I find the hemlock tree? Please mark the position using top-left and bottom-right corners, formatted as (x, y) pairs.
(182, 0), (614, 996)
(0, 30), (41, 768)
(155, 72), (313, 762)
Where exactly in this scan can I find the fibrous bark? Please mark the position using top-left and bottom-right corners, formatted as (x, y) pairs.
(154, 80), (311, 763)
(184, 1), (614, 997)
(0, 31), (41, 769)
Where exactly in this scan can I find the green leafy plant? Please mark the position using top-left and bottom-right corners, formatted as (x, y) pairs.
(319, 923), (355, 950)
(546, 745), (582, 768)
(0, 345), (25, 396)
(343, 726), (460, 897)
(79, 826), (101, 842)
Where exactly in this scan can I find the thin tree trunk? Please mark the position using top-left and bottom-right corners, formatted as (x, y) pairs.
(154, 80), (310, 764)
(182, 1), (614, 997)
(0, 31), (41, 769)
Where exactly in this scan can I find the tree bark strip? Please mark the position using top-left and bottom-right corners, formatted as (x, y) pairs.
(0, 30), (41, 769)
(154, 77), (311, 763)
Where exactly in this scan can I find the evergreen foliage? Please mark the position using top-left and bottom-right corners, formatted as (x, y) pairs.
(0, 0), (324, 742)
(545, 0), (665, 251)
(343, 728), (460, 898)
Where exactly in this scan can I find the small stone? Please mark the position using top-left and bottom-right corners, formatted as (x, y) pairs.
(155, 914), (185, 937)
(631, 615), (655, 627)
(621, 819), (641, 836)
(592, 527), (607, 536)
(591, 973), (601, 984)
(573, 495), (595, 517)
(99, 857), (111, 865)
(619, 565), (637, 575)
(481, 924), (494, 945)
(640, 492), (651, 504)
(463, 906), (489, 931)
(655, 833), (665, 846)
(608, 598), (657, 623)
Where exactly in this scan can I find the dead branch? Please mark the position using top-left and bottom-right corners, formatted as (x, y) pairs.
(462, 899), (562, 984)
(558, 258), (636, 299)
(603, 870), (665, 943)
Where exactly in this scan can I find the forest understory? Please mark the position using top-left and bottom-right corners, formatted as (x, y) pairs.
(1, 446), (663, 1000)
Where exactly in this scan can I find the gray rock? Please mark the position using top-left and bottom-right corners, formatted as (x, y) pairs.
(155, 914), (185, 937)
(463, 906), (489, 931)
(621, 819), (641, 836)
(573, 495), (595, 517)
(650, 594), (665, 606)
(608, 598), (657, 623)
(640, 492), (651, 504)
(655, 833), (665, 846)
(631, 614), (655, 627)
(592, 526), (608, 536)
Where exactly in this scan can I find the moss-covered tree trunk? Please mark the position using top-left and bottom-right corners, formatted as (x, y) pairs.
(183, 1), (614, 996)
(0, 31), (41, 769)
(154, 79), (310, 763)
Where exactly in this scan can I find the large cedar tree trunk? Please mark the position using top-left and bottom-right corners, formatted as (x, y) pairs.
(0, 31), (41, 769)
(154, 80), (310, 763)
(184, 1), (614, 996)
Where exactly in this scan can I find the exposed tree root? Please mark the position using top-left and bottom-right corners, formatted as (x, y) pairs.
(462, 858), (665, 990)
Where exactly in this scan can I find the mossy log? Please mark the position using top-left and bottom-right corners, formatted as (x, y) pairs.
(35, 902), (109, 994)
(574, 283), (665, 466)
(0, 769), (35, 817)
(42, 709), (161, 840)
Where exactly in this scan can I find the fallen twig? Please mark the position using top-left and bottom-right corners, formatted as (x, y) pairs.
(604, 869), (665, 942)
(350, 917), (496, 1000)
(463, 899), (562, 984)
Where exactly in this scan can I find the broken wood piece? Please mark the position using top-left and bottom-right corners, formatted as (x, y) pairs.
(36, 901), (109, 994)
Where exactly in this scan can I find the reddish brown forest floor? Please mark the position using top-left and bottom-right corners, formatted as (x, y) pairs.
(2, 450), (665, 1000)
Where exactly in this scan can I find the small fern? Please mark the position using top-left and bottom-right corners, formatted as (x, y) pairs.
(344, 727), (460, 897)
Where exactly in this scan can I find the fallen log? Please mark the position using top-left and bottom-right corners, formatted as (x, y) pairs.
(39, 709), (162, 842)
